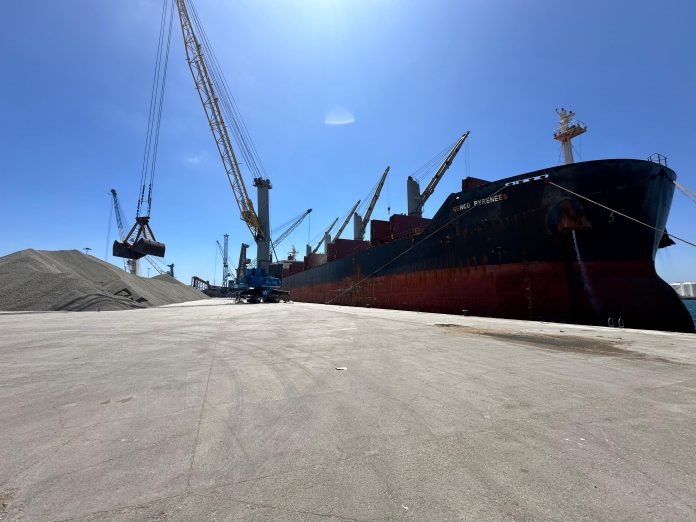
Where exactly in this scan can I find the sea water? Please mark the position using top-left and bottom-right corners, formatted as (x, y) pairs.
(684, 300), (696, 325)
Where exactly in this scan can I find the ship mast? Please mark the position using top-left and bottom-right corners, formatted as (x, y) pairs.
(553, 108), (587, 164)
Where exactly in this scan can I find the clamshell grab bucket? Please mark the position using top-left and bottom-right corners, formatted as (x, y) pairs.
(112, 216), (165, 260)
(131, 238), (166, 258)
(112, 240), (146, 260)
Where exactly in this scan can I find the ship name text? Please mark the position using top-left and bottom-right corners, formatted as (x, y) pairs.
(453, 193), (508, 213)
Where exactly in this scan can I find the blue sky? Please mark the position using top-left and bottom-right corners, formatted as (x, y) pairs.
(1, 0), (695, 284)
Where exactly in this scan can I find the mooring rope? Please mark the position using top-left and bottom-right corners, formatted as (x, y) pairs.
(674, 181), (696, 206)
(546, 180), (696, 248)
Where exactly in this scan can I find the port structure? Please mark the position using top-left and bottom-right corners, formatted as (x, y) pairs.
(554, 108), (587, 164)
(110, 189), (139, 275)
(408, 131), (470, 217)
(216, 235), (230, 286)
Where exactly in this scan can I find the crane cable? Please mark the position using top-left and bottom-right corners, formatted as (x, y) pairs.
(411, 139), (458, 183)
(186, 0), (267, 180)
(308, 217), (336, 247)
(272, 209), (309, 236)
(270, 211), (306, 262)
(105, 197), (113, 261)
(356, 177), (382, 216)
(136, 0), (174, 218)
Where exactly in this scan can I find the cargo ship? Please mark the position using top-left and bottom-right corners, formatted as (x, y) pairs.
(280, 110), (695, 333)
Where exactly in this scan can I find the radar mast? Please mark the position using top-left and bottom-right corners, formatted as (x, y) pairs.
(553, 108), (587, 164)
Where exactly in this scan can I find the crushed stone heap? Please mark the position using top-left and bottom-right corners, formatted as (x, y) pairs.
(0, 249), (208, 311)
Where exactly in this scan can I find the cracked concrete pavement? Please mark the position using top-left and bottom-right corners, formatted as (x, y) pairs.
(1, 300), (696, 520)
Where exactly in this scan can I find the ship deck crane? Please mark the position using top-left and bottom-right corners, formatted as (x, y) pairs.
(334, 200), (361, 242)
(354, 166), (390, 240)
(407, 131), (470, 217)
(270, 208), (312, 260)
(312, 217), (339, 254)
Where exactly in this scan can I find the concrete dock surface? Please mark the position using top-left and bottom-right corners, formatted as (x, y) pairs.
(1, 301), (695, 521)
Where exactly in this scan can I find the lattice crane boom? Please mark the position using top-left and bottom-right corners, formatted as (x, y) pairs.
(109, 189), (141, 274)
(110, 189), (127, 240)
(216, 235), (230, 284)
(175, 0), (262, 240)
(145, 256), (167, 276)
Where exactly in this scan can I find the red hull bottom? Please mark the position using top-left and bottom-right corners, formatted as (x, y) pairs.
(288, 260), (694, 333)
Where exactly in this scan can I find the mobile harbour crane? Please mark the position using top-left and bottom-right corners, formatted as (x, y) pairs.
(176, 0), (292, 300)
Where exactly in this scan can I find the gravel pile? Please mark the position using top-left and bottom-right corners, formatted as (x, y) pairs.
(0, 249), (208, 311)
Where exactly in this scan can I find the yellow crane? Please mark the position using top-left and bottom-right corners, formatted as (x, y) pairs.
(175, 0), (265, 247)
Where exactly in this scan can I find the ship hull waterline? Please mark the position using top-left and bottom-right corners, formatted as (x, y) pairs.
(287, 260), (692, 332)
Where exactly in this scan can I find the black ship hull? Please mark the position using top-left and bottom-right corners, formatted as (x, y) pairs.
(283, 159), (694, 333)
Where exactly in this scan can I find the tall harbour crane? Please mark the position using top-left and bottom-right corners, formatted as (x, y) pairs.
(354, 166), (390, 240)
(407, 131), (470, 217)
(175, 0), (271, 267)
(216, 234), (230, 285)
(110, 189), (138, 275)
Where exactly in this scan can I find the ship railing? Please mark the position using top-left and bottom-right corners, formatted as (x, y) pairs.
(648, 153), (668, 166)
(553, 120), (587, 138)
